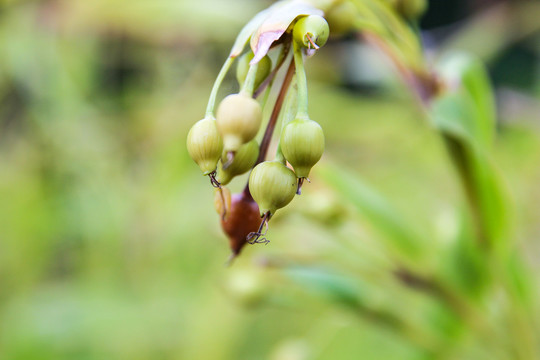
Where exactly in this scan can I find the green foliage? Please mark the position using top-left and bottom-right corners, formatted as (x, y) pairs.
(319, 165), (427, 263)
(433, 53), (510, 251)
(1, 1), (539, 360)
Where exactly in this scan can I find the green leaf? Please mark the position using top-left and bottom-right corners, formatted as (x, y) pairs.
(431, 91), (510, 251)
(437, 52), (496, 149)
(505, 251), (534, 308)
(430, 91), (477, 143)
(229, 7), (271, 58)
(319, 164), (426, 262)
(440, 212), (490, 299)
(284, 266), (366, 308)
(283, 266), (436, 349)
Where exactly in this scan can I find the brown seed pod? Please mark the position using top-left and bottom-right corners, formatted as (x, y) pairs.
(221, 192), (261, 256)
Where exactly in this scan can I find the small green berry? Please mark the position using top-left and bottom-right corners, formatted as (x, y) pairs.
(249, 161), (297, 216)
(280, 118), (325, 179)
(293, 15), (330, 49)
(326, 1), (358, 35)
(216, 93), (262, 152)
(186, 117), (223, 175)
(217, 140), (259, 185)
(396, 0), (427, 20)
(236, 52), (272, 90)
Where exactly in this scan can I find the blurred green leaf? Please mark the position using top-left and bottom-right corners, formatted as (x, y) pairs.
(440, 213), (490, 299)
(229, 7), (271, 57)
(437, 52), (496, 148)
(319, 164), (427, 263)
(431, 87), (510, 250)
(505, 251), (535, 308)
(284, 266), (366, 308)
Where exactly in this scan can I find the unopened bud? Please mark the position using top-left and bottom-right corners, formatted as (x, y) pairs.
(249, 161), (297, 216)
(280, 118), (325, 179)
(326, 1), (358, 35)
(396, 0), (427, 20)
(221, 192), (261, 256)
(186, 117), (223, 175)
(293, 15), (330, 50)
(216, 93), (262, 152)
(224, 266), (267, 307)
(217, 140), (259, 185)
(236, 52), (272, 90)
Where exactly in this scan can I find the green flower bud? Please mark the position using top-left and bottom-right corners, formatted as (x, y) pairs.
(249, 161), (297, 216)
(216, 93), (262, 152)
(186, 117), (223, 175)
(217, 140), (259, 185)
(236, 52), (272, 90)
(224, 266), (268, 308)
(293, 15), (330, 50)
(326, 1), (358, 35)
(280, 118), (324, 179)
(396, 0), (427, 20)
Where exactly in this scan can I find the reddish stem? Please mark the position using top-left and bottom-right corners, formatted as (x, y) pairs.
(361, 32), (440, 105)
(243, 58), (296, 198)
(254, 43), (291, 98)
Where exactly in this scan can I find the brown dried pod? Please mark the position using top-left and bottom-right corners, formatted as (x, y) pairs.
(221, 192), (261, 256)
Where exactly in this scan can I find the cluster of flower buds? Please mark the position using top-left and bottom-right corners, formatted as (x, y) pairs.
(186, 6), (331, 259)
(185, 0), (435, 261)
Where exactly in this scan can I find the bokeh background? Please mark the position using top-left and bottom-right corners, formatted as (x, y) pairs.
(1, 0), (540, 359)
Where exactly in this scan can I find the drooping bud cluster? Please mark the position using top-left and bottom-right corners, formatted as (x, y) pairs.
(186, 0), (437, 261)
(187, 4), (334, 257)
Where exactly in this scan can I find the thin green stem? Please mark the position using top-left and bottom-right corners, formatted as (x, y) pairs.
(293, 41), (309, 119)
(353, 18), (385, 34)
(259, 82), (272, 109)
(240, 61), (259, 97)
(205, 56), (235, 118)
(254, 42), (291, 98)
(274, 76), (299, 163)
(243, 59), (296, 199)
(275, 145), (286, 164)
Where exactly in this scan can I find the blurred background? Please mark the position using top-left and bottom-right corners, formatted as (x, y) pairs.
(1, 0), (539, 359)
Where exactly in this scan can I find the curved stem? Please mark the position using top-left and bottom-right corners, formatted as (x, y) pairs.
(255, 58), (296, 166)
(254, 42), (291, 98)
(242, 59), (296, 199)
(240, 61), (259, 97)
(275, 144), (286, 164)
(205, 56), (235, 118)
(361, 32), (438, 105)
(275, 76), (299, 163)
(293, 41), (309, 119)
